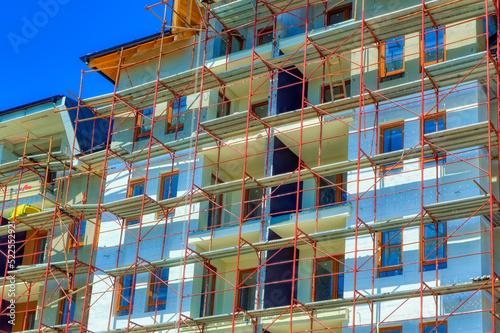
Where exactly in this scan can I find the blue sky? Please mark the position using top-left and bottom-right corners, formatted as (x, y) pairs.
(0, 1), (168, 111)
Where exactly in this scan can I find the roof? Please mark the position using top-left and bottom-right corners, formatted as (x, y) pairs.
(79, 30), (173, 84)
(0, 95), (65, 116)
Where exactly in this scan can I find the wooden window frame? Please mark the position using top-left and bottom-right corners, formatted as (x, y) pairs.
(134, 108), (154, 142)
(318, 173), (345, 206)
(422, 321), (447, 333)
(423, 27), (446, 67)
(217, 92), (231, 118)
(58, 289), (75, 325)
(208, 174), (224, 228)
(378, 326), (403, 333)
(116, 275), (134, 316)
(312, 255), (344, 302)
(237, 267), (258, 311)
(422, 113), (446, 163)
(157, 171), (179, 219)
(68, 220), (85, 250)
(200, 263), (217, 317)
(147, 269), (169, 312)
(381, 37), (405, 78)
(257, 27), (273, 46)
(379, 122), (404, 173)
(377, 230), (403, 277)
(166, 97), (186, 135)
(22, 230), (48, 266)
(251, 101), (269, 119)
(326, 4), (352, 26)
(321, 80), (351, 103)
(12, 300), (37, 331)
(243, 188), (263, 220)
(421, 222), (447, 269)
(126, 179), (145, 226)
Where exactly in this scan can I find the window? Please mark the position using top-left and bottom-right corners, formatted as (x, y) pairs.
(238, 268), (257, 311)
(322, 81), (351, 103)
(167, 97), (186, 135)
(251, 101), (269, 119)
(200, 264), (217, 317)
(422, 222), (447, 271)
(208, 174), (223, 228)
(116, 275), (135, 316)
(423, 114), (445, 161)
(135, 108), (154, 141)
(244, 188), (263, 220)
(318, 174), (346, 206)
(313, 256), (344, 301)
(148, 269), (169, 312)
(157, 171), (179, 219)
(380, 123), (404, 173)
(22, 230), (48, 265)
(68, 219), (86, 249)
(381, 37), (405, 80)
(378, 230), (403, 277)
(327, 4), (352, 26)
(58, 290), (75, 325)
(217, 92), (231, 118)
(379, 326), (402, 333)
(127, 179), (145, 226)
(423, 321), (447, 333)
(219, 31), (244, 57)
(257, 27), (273, 46)
(12, 301), (37, 331)
(423, 27), (445, 66)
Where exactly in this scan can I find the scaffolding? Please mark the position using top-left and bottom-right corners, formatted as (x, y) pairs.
(2, 0), (500, 332)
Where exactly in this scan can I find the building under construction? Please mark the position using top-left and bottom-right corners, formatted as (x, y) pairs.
(1, 0), (500, 332)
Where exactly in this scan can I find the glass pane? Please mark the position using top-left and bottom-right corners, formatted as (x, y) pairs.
(131, 182), (144, 197)
(253, 102), (268, 118)
(424, 117), (445, 134)
(219, 35), (228, 57)
(140, 108), (153, 135)
(170, 97), (186, 131)
(385, 37), (404, 74)
(260, 31), (273, 45)
(424, 28), (445, 63)
(381, 230), (402, 267)
(383, 126), (403, 153)
(119, 275), (134, 311)
(319, 175), (337, 206)
(240, 270), (257, 310)
(200, 267), (216, 316)
(424, 324), (446, 333)
(424, 223), (446, 260)
(162, 174), (178, 200)
(246, 188), (262, 219)
(315, 260), (333, 301)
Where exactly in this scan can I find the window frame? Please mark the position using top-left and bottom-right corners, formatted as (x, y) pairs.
(217, 91), (231, 118)
(208, 173), (224, 228)
(312, 255), (344, 302)
(134, 107), (154, 142)
(68, 219), (86, 250)
(377, 230), (403, 277)
(126, 179), (145, 226)
(251, 101), (269, 119)
(200, 263), (217, 317)
(423, 26), (446, 66)
(257, 27), (273, 46)
(422, 321), (447, 333)
(321, 80), (351, 103)
(326, 4), (353, 26)
(116, 275), (135, 316)
(237, 267), (258, 311)
(421, 222), (447, 270)
(318, 173), (346, 207)
(58, 290), (75, 325)
(166, 97), (186, 135)
(244, 187), (263, 220)
(378, 326), (403, 333)
(157, 171), (179, 219)
(422, 113), (446, 163)
(147, 268), (169, 312)
(381, 37), (405, 78)
(380, 122), (405, 172)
